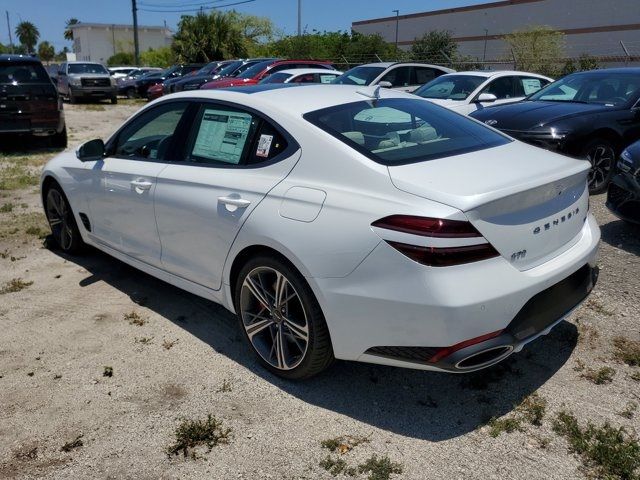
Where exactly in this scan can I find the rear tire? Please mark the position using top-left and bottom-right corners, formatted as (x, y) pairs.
(125, 87), (137, 99)
(110, 96), (118, 105)
(44, 183), (85, 254)
(234, 255), (334, 380)
(68, 91), (76, 104)
(582, 138), (616, 194)
(50, 126), (67, 149)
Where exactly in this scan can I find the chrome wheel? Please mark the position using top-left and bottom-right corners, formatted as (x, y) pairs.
(46, 189), (74, 250)
(586, 144), (614, 191)
(239, 266), (309, 371)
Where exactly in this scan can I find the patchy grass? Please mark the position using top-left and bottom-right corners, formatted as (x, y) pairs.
(103, 366), (113, 377)
(0, 202), (14, 213)
(553, 411), (640, 480)
(0, 278), (33, 294)
(321, 435), (370, 454)
(576, 318), (600, 349)
(0, 211), (49, 240)
(486, 393), (547, 437)
(358, 455), (403, 480)
(77, 104), (105, 111)
(613, 337), (640, 367)
(162, 339), (178, 350)
(135, 336), (154, 345)
(166, 414), (231, 459)
(124, 311), (147, 326)
(631, 371), (640, 382)
(60, 435), (84, 453)
(619, 402), (638, 420)
(488, 417), (523, 437)
(217, 379), (232, 393)
(585, 298), (614, 317)
(581, 366), (616, 385)
(518, 393), (547, 426)
(0, 163), (40, 191)
(319, 456), (355, 476)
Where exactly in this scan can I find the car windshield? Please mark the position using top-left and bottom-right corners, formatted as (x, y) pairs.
(529, 72), (640, 106)
(68, 63), (109, 74)
(331, 66), (386, 86)
(305, 98), (510, 166)
(0, 61), (50, 84)
(237, 60), (274, 79)
(414, 75), (487, 100)
(215, 60), (244, 77)
(259, 72), (291, 84)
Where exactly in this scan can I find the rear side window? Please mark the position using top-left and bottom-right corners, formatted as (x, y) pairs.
(413, 67), (437, 85)
(0, 62), (50, 84)
(519, 77), (548, 96)
(381, 66), (412, 87)
(304, 98), (510, 166)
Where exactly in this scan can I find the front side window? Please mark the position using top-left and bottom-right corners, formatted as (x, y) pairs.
(0, 62), (50, 84)
(331, 66), (386, 86)
(68, 63), (109, 75)
(114, 102), (188, 160)
(480, 76), (516, 99)
(413, 67), (438, 85)
(290, 73), (316, 83)
(304, 98), (510, 166)
(414, 75), (486, 100)
(529, 73), (640, 106)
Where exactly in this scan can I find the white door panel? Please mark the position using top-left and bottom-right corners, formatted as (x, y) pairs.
(154, 150), (301, 290)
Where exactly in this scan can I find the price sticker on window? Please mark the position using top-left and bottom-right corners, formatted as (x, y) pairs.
(256, 134), (273, 157)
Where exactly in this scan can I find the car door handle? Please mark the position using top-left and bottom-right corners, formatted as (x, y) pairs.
(130, 180), (153, 191)
(218, 196), (251, 208)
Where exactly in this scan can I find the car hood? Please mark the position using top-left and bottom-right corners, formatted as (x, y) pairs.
(203, 77), (258, 89)
(470, 101), (610, 130)
(69, 73), (110, 78)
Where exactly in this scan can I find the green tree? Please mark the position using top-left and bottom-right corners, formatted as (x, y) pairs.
(140, 47), (175, 67)
(15, 21), (40, 54)
(54, 46), (70, 62)
(410, 30), (458, 64)
(107, 52), (135, 66)
(172, 11), (246, 62)
(505, 25), (565, 77)
(64, 18), (79, 41)
(37, 41), (55, 62)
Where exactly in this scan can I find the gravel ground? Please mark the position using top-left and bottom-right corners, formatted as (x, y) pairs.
(0, 102), (638, 480)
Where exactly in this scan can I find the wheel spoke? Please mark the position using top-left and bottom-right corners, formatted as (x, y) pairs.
(273, 325), (288, 369)
(245, 316), (275, 340)
(244, 276), (271, 309)
(283, 317), (308, 343)
(274, 272), (288, 307)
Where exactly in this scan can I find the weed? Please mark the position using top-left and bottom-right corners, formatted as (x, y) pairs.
(574, 358), (586, 372)
(320, 455), (354, 476)
(631, 371), (640, 382)
(613, 337), (640, 367)
(25, 225), (47, 238)
(0, 163), (39, 190)
(103, 366), (113, 377)
(619, 402), (638, 420)
(0, 249), (7, 258)
(27, 372), (34, 377)
(162, 339), (178, 350)
(577, 319), (600, 349)
(20, 203), (28, 209)
(14, 445), (38, 460)
(79, 104), (106, 111)
(217, 379), (232, 393)
(166, 414), (231, 458)
(358, 455), (403, 480)
(0, 203), (13, 213)
(488, 416), (523, 437)
(582, 366), (615, 385)
(60, 435), (83, 452)
(135, 336), (154, 345)
(553, 410), (640, 480)
(585, 298), (614, 317)
(125, 311), (146, 326)
(518, 393), (547, 426)
(54, 374), (62, 380)
(0, 278), (33, 294)
(321, 435), (370, 454)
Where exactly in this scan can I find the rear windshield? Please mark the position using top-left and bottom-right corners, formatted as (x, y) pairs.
(260, 72), (290, 84)
(304, 98), (511, 166)
(0, 61), (50, 84)
(331, 66), (385, 86)
(414, 75), (486, 100)
(68, 63), (109, 74)
(237, 60), (273, 79)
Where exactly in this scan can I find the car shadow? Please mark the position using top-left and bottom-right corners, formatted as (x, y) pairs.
(0, 137), (64, 154)
(51, 245), (577, 442)
(599, 219), (640, 256)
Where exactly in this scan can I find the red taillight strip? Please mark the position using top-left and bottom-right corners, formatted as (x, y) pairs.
(372, 215), (483, 238)
(428, 330), (505, 363)
(387, 241), (500, 267)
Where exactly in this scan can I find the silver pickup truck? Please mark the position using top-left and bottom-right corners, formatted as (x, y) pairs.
(57, 61), (117, 104)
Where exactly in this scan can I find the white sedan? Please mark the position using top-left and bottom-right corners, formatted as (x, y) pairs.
(414, 71), (553, 115)
(258, 68), (343, 85)
(41, 84), (599, 379)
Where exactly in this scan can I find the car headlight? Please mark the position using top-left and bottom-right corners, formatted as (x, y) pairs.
(618, 149), (640, 177)
(110, 77), (117, 87)
(69, 77), (82, 86)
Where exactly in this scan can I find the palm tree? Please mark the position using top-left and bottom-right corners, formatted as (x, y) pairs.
(38, 41), (55, 62)
(15, 21), (39, 54)
(64, 18), (79, 41)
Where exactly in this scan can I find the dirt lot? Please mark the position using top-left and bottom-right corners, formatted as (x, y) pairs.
(0, 102), (639, 480)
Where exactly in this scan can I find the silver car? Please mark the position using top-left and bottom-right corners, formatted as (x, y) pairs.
(57, 61), (117, 104)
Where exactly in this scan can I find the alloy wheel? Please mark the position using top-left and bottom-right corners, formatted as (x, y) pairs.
(46, 189), (74, 250)
(239, 266), (309, 371)
(586, 144), (614, 191)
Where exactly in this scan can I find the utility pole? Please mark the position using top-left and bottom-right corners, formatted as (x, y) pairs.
(392, 10), (400, 51)
(5, 11), (14, 54)
(297, 0), (302, 36)
(482, 29), (489, 63)
(132, 0), (140, 65)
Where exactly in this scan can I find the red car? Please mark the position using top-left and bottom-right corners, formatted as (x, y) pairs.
(200, 59), (335, 90)
(146, 83), (164, 101)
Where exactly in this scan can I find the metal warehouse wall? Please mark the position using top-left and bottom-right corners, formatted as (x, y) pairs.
(352, 0), (640, 64)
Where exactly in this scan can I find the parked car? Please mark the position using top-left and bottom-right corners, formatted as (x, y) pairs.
(470, 68), (640, 194)
(259, 68), (343, 85)
(146, 82), (165, 101)
(414, 71), (552, 115)
(108, 66), (136, 79)
(116, 67), (163, 98)
(135, 63), (204, 97)
(163, 60), (234, 94)
(0, 54), (66, 147)
(331, 62), (454, 92)
(57, 61), (117, 104)
(40, 84), (599, 379)
(173, 59), (268, 92)
(200, 59), (335, 90)
(607, 140), (640, 224)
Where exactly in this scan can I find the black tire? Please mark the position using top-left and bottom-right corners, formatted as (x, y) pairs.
(68, 91), (76, 104)
(110, 96), (118, 105)
(582, 138), (616, 194)
(234, 255), (334, 380)
(43, 183), (85, 254)
(125, 87), (137, 99)
(50, 126), (67, 149)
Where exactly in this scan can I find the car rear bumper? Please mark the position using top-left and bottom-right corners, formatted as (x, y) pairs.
(313, 213), (600, 371)
(606, 173), (640, 224)
(0, 112), (64, 136)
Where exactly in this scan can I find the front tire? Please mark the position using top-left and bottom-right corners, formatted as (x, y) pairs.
(235, 255), (334, 380)
(44, 184), (85, 254)
(110, 96), (118, 105)
(583, 138), (616, 194)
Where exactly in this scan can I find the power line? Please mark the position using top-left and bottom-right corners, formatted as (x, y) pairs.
(138, 0), (255, 13)
(139, 0), (228, 8)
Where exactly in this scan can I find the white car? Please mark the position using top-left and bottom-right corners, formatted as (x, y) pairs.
(41, 84), (600, 379)
(414, 71), (553, 115)
(332, 62), (455, 92)
(108, 66), (137, 79)
(259, 68), (343, 85)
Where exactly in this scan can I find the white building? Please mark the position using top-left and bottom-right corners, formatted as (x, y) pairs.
(70, 23), (173, 63)
(352, 0), (640, 66)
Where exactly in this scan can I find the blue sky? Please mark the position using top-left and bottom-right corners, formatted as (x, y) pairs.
(2, 0), (488, 51)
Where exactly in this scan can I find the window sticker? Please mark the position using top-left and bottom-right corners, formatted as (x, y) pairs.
(319, 74), (335, 84)
(256, 134), (274, 157)
(192, 109), (252, 164)
(522, 79), (542, 95)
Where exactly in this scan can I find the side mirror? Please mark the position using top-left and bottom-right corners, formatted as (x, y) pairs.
(378, 81), (393, 88)
(476, 93), (498, 103)
(76, 139), (105, 162)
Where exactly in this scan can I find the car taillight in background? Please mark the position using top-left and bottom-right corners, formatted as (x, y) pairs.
(372, 215), (499, 267)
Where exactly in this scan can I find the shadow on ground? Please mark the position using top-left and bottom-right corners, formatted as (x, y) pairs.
(53, 246), (577, 442)
(600, 219), (640, 256)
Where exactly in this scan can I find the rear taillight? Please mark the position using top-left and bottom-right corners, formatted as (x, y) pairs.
(372, 215), (499, 267)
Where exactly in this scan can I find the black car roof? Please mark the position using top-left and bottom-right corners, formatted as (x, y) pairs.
(572, 68), (640, 75)
(0, 54), (41, 64)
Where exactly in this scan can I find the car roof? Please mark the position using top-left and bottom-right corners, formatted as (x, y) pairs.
(357, 62), (453, 71)
(571, 67), (640, 75)
(67, 61), (105, 64)
(159, 84), (418, 116)
(440, 70), (552, 79)
(276, 68), (343, 75)
(0, 54), (41, 63)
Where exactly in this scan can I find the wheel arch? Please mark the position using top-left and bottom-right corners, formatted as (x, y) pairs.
(41, 174), (62, 206)
(585, 128), (623, 153)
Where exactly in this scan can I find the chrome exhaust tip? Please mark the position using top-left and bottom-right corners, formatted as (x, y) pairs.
(454, 345), (514, 371)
